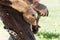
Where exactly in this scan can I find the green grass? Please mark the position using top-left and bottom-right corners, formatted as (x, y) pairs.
(35, 31), (60, 40)
(0, 0), (60, 40)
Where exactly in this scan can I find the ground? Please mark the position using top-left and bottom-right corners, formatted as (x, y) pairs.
(0, 0), (60, 40)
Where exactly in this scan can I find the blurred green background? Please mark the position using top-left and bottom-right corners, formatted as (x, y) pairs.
(0, 0), (60, 40)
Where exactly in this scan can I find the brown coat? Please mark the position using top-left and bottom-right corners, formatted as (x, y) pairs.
(0, 4), (35, 40)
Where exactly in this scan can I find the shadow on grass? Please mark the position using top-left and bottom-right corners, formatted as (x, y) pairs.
(36, 32), (60, 39)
